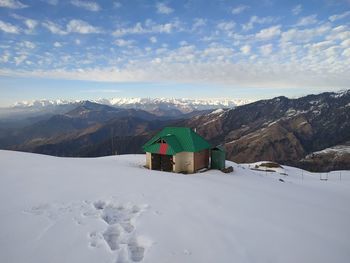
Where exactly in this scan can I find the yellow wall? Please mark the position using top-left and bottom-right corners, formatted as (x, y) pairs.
(173, 152), (194, 173)
(146, 152), (152, 169)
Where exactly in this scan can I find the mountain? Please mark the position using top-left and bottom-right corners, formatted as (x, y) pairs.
(2, 97), (252, 119)
(1, 91), (349, 171)
(14, 116), (170, 157)
(1, 150), (350, 263)
(180, 90), (350, 171)
(0, 101), (167, 150)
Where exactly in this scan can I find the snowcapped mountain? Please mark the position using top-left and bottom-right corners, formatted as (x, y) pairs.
(11, 97), (253, 113)
(1, 150), (349, 263)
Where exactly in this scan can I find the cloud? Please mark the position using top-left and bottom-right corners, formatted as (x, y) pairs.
(24, 18), (38, 33)
(0, 20), (20, 33)
(296, 15), (318, 27)
(0, 50), (10, 63)
(292, 4), (302, 15)
(192, 18), (206, 31)
(216, 21), (235, 31)
(255, 25), (281, 40)
(66, 19), (101, 34)
(14, 54), (27, 65)
(42, 21), (67, 35)
(281, 24), (331, 43)
(156, 3), (173, 14)
(329, 11), (350, 22)
(240, 45), (251, 55)
(149, 36), (157, 43)
(24, 19), (37, 30)
(113, 20), (181, 36)
(53, 42), (62, 47)
(259, 44), (273, 56)
(81, 89), (121, 93)
(0, 0), (27, 9)
(242, 16), (277, 31)
(42, 20), (101, 34)
(70, 0), (100, 12)
(19, 40), (36, 49)
(232, 4), (249, 15)
(114, 39), (135, 47)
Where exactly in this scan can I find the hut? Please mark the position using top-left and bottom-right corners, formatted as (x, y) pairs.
(142, 127), (211, 173)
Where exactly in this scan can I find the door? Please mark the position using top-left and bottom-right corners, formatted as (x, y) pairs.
(151, 154), (161, 170)
(161, 155), (173, 172)
(151, 154), (173, 172)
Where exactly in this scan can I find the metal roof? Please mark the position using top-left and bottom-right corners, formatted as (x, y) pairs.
(143, 127), (211, 155)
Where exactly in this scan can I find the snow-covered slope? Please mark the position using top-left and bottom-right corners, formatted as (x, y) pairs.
(1, 150), (350, 263)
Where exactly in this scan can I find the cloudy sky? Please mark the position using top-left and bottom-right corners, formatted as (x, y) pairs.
(0, 0), (349, 106)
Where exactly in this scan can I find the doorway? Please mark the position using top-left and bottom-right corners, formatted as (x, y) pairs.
(151, 154), (173, 172)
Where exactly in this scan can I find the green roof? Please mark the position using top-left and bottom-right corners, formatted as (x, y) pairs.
(143, 127), (211, 155)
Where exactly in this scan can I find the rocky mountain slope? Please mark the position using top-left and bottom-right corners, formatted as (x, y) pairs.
(181, 90), (350, 171)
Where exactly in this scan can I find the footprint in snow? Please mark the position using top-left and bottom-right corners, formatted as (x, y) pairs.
(24, 199), (150, 262)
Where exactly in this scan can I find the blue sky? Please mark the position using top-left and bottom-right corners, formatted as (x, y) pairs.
(0, 0), (349, 106)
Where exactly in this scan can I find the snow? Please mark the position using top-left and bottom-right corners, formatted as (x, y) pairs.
(307, 145), (350, 157)
(1, 150), (350, 263)
(10, 98), (254, 112)
(210, 108), (224, 114)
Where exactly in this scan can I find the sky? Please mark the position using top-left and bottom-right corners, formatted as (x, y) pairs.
(0, 0), (349, 106)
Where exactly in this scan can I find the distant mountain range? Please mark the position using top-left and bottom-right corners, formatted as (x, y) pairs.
(1, 97), (252, 119)
(0, 91), (349, 171)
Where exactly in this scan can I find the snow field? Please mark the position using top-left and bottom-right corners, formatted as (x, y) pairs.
(1, 150), (350, 263)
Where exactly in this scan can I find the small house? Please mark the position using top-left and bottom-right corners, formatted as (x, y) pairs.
(142, 127), (211, 173)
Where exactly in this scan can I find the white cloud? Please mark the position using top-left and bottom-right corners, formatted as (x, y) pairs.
(42, 21), (67, 35)
(242, 16), (277, 31)
(255, 25), (281, 40)
(232, 4), (249, 15)
(192, 18), (206, 31)
(0, 20), (20, 33)
(20, 41), (36, 49)
(42, 20), (101, 35)
(240, 45), (251, 55)
(70, 0), (100, 12)
(115, 39), (135, 47)
(342, 48), (350, 57)
(66, 19), (101, 34)
(149, 36), (157, 43)
(75, 39), (81, 45)
(24, 19), (37, 30)
(281, 24), (331, 43)
(156, 3), (173, 14)
(179, 40), (188, 46)
(296, 15), (318, 27)
(340, 39), (350, 47)
(14, 54), (27, 65)
(113, 20), (181, 36)
(292, 4), (302, 15)
(217, 21), (235, 31)
(329, 11), (350, 22)
(259, 44), (273, 56)
(53, 42), (62, 47)
(0, 0), (27, 9)
(0, 50), (10, 63)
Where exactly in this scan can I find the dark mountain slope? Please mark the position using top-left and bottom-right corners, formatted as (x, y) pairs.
(180, 90), (350, 170)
